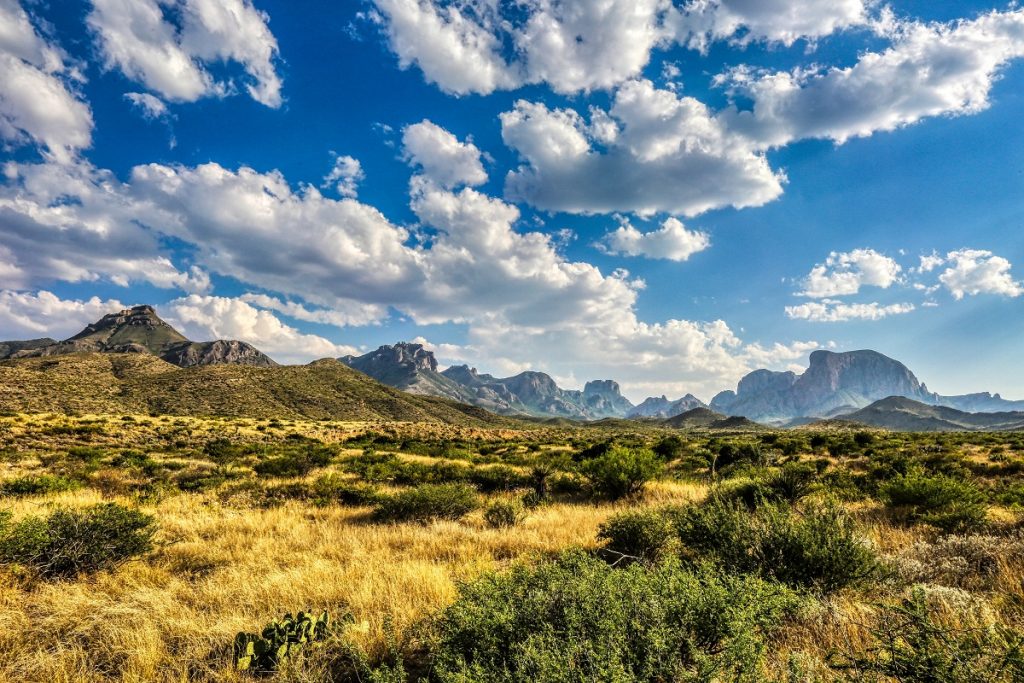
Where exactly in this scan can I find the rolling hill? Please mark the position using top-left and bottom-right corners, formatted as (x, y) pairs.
(0, 353), (514, 425)
(834, 396), (1024, 432)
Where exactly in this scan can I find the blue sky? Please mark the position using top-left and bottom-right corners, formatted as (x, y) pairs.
(1, 0), (1022, 402)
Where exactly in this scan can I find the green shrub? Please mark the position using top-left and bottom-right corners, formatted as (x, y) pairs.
(580, 446), (661, 500)
(672, 498), (879, 593)
(430, 551), (801, 682)
(0, 474), (81, 497)
(598, 508), (675, 561)
(309, 474), (382, 507)
(652, 435), (686, 460)
(482, 500), (525, 528)
(468, 465), (529, 493)
(254, 445), (333, 478)
(373, 484), (479, 523)
(0, 503), (155, 579)
(880, 472), (987, 532)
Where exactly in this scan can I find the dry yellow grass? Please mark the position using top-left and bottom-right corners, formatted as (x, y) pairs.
(0, 477), (705, 682)
(2, 414), (1023, 682)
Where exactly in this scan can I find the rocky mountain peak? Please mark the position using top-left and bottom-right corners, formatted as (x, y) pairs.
(583, 379), (621, 397)
(0, 305), (275, 368)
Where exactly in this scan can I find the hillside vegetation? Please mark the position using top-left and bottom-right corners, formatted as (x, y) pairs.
(0, 415), (1023, 681)
(0, 354), (513, 425)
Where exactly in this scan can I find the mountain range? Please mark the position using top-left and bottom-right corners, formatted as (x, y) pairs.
(1, 306), (1022, 429)
(341, 343), (653, 419)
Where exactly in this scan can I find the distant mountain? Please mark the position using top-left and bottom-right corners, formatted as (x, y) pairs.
(660, 407), (760, 430)
(0, 305), (275, 368)
(341, 343), (635, 419)
(629, 394), (707, 418)
(711, 349), (1024, 423)
(0, 353), (509, 425)
(835, 396), (1024, 432)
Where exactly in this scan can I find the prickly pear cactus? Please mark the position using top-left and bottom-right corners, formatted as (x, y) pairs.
(234, 609), (337, 672)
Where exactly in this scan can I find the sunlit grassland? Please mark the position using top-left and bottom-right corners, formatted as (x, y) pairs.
(0, 413), (1022, 681)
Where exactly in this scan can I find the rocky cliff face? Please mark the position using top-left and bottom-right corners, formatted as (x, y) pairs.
(583, 380), (635, 417)
(3, 305), (275, 368)
(159, 340), (276, 367)
(0, 338), (57, 359)
(711, 350), (937, 423)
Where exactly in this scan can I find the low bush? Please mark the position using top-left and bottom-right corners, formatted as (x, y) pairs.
(580, 446), (661, 500)
(372, 484), (479, 523)
(880, 472), (987, 532)
(598, 508), (676, 561)
(0, 474), (81, 497)
(0, 503), (155, 579)
(482, 500), (525, 528)
(598, 497), (877, 593)
(430, 550), (802, 682)
(254, 444), (334, 478)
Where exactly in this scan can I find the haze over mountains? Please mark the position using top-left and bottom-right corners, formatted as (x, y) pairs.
(1, 307), (1022, 430)
(340, 342), (1024, 427)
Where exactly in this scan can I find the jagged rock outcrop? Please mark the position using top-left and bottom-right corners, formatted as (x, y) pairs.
(342, 343), (635, 419)
(0, 338), (56, 359)
(629, 393), (707, 418)
(6, 305), (275, 368)
(340, 343), (475, 403)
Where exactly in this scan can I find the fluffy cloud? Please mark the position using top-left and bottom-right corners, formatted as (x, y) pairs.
(322, 155), (364, 199)
(0, 0), (93, 161)
(371, 0), (665, 95)
(163, 295), (357, 363)
(723, 9), (1024, 146)
(670, 0), (868, 51)
(502, 80), (784, 216)
(0, 290), (124, 339)
(402, 120), (487, 188)
(938, 249), (1023, 299)
(87, 0), (282, 107)
(0, 160), (210, 292)
(797, 248), (901, 298)
(598, 217), (710, 261)
(371, 0), (876, 96)
(785, 300), (916, 322)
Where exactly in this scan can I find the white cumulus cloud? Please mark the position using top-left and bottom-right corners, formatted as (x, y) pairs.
(88, 0), (282, 107)
(938, 249), (1023, 299)
(402, 120), (487, 188)
(502, 80), (784, 217)
(163, 295), (357, 364)
(797, 248), (902, 298)
(598, 217), (710, 261)
(0, 290), (125, 340)
(0, 0), (93, 161)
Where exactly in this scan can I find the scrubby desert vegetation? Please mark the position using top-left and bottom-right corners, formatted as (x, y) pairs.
(0, 413), (1023, 681)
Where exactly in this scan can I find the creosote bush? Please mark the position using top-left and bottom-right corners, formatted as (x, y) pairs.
(601, 497), (879, 593)
(0, 502), (155, 579)
(880, 471), (988, 532)
(579, 446), (661, 499)
(429, 550), (802, 682)
(372, 483), (479, 523)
